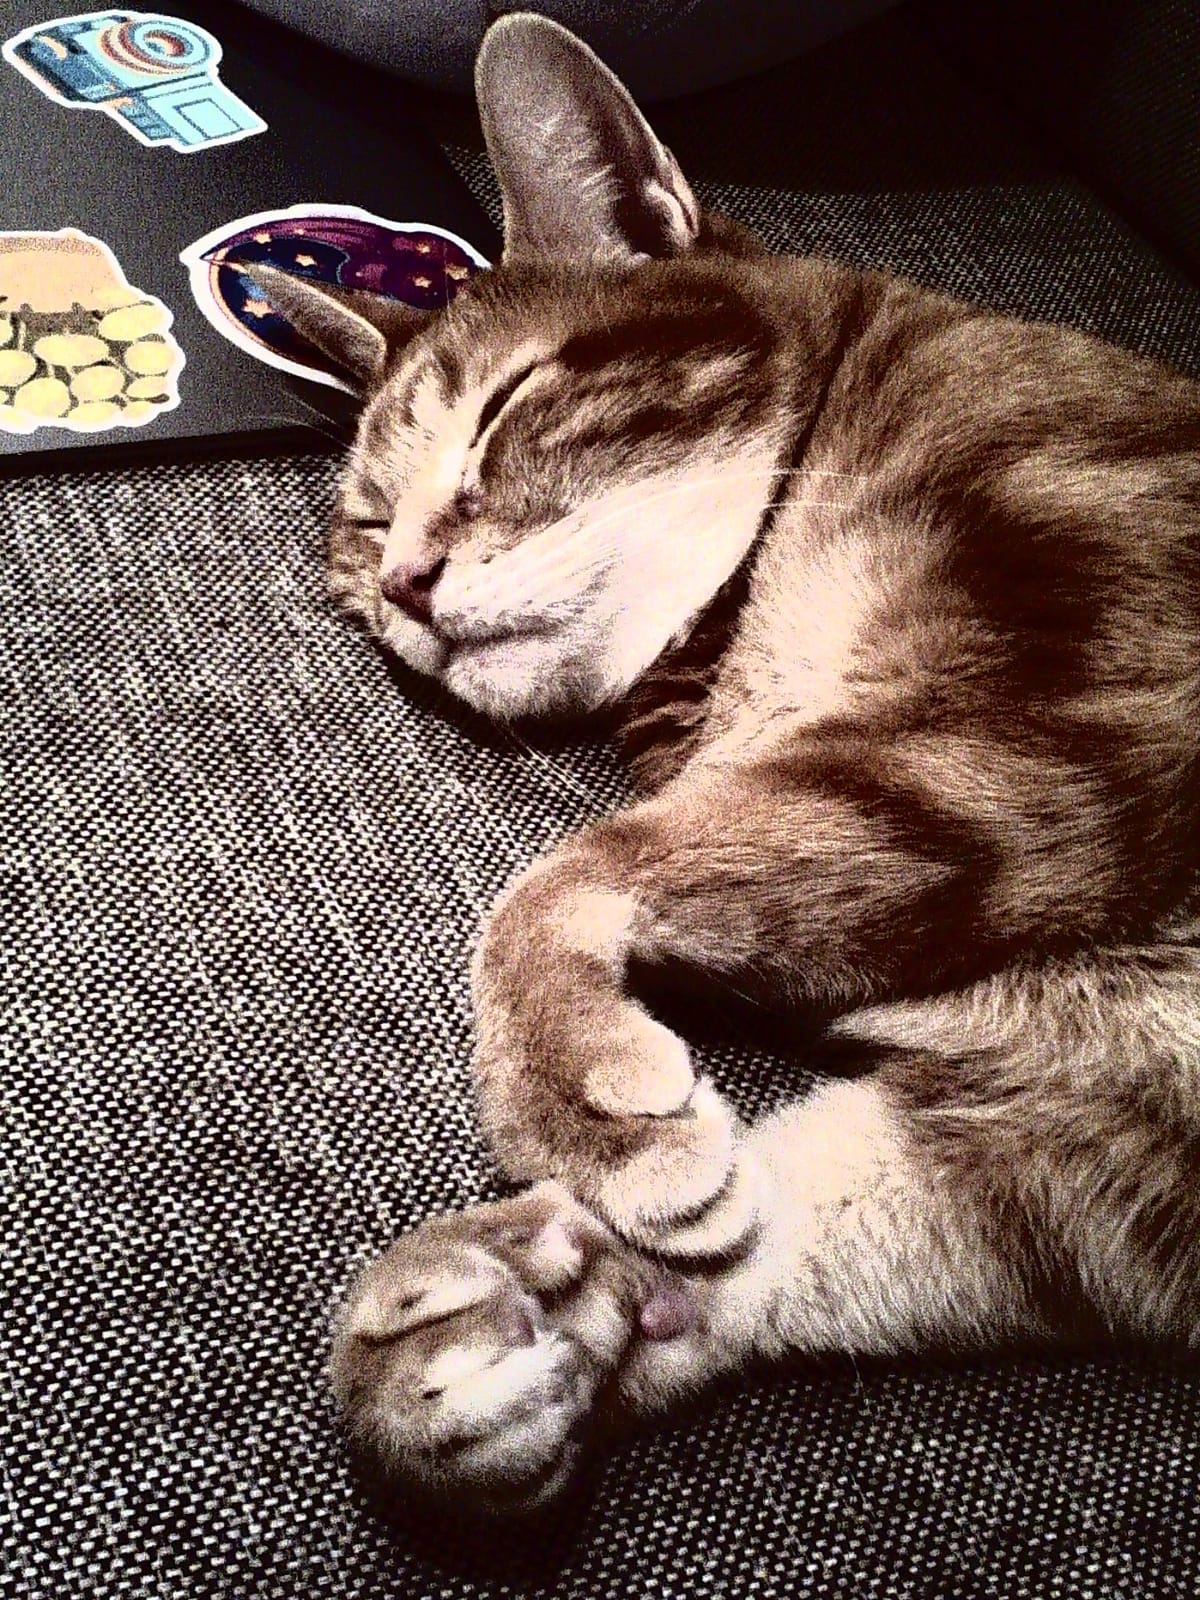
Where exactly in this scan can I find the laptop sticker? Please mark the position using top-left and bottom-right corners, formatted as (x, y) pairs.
(0, 230), (184, 434)
(181, 204), (489, 393)
(3, 11), (266, 154)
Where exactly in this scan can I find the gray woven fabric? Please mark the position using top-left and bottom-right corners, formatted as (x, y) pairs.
(922, 0), (1200, 282)
(5, 10), (1200, 1597)
(4, 459), (1198, 1600)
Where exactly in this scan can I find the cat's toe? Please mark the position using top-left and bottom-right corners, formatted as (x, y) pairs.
(601, 1115), (764, 1261)
(588, 1075), (752, 1251)
(477, 999), (749, 1255)
(330, 1184), (637, 1515)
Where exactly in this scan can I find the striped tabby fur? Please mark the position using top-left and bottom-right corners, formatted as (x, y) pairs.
(268, 14), (1200, 1517)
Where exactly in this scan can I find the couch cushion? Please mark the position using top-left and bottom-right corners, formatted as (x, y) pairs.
(923, 0), (1200, 286)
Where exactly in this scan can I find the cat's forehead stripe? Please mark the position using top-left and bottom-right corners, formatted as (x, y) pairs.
(556, 301), (768, 374)
(434, 346), (463, 399)
(340, 481), (387, 522)
(362, 397), (399, 458)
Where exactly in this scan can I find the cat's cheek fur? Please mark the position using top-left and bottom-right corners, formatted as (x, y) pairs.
(421, 449), (784, 719)
(570, 452), (788, 707)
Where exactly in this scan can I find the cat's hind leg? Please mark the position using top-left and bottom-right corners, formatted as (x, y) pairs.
(623, 943), (1200, 1417)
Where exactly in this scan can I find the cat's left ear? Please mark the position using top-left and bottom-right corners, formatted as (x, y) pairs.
(237, 263), (430, 392)
(476, 12), (701, 266)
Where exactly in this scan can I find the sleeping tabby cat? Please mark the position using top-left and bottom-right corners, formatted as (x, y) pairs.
(261, 13), (1200, 1516)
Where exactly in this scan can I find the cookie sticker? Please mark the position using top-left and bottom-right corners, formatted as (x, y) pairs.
(3, 11), (266, 153)
(181, 204), (489, 392)
(0, 230), (184, 435)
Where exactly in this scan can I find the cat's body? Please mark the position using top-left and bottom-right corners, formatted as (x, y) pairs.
(271, 14), (1200, 1517)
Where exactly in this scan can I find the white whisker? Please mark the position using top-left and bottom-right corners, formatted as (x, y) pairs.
(501, 728), (614, 809)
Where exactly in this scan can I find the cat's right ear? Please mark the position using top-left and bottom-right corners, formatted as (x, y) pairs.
(476, 12), (701, 266)
(237, 264), (428, 392)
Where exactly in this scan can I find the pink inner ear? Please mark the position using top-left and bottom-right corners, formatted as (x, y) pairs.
(638, 1284), (697, 1341)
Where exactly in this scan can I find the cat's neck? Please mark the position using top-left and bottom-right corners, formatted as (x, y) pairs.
(612, 263), (876, 791)
(614, 543), (758, 790)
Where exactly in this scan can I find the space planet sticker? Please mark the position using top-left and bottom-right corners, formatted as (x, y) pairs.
(0, 230), (184, 435)
(181, 204), (490, 392)
(3, 11), (266, 154)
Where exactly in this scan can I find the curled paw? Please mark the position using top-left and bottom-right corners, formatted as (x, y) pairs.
(330, 1182), (678, 1515)
(471, 868), (760, 1260)
(475, 1005), (755, 1256)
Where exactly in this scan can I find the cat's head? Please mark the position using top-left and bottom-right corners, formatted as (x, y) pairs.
(266, 13), (789, 719)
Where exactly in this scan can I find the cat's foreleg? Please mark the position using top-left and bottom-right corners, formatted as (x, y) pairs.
(468, 749), (1010, 1250)
(335, 942), (1200, 1514)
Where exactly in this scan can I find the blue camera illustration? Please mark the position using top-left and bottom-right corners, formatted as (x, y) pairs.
(5, 11), (266, 152)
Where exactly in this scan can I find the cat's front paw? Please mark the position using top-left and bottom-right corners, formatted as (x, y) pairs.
(330, 1183), (652, 1516)
(472, 879), (755, 1255)
(475, 1003), (756, 1254)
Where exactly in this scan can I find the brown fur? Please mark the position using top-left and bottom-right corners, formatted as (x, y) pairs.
(276, 14), (1200, 1517)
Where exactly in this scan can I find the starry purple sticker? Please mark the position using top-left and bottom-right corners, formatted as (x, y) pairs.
(181, 205), (489, 392)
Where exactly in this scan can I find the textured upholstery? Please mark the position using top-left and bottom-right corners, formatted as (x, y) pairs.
(4, 7), (1200, 1597)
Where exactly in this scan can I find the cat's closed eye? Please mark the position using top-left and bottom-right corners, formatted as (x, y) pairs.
(340, 487), (390, 535)
(472, 361), (539, 444)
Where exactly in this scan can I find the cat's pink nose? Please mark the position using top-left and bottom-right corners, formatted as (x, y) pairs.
(379, 557), (446, 624)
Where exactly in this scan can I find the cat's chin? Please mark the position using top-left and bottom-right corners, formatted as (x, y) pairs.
(380, 610), (603, 721)
(442, 631), (603, 721)
(379, 614), (448, 682)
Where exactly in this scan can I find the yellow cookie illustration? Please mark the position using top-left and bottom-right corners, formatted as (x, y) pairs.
(71, 365), (127, 402)
(70, 400), (123, 429)
(0, 230), (184, 436)
(13, 377), (72, 417)
(124, 339), (173, 376)
(126, 376), (169, 401)
(33, 333), (110, 369)
(0, 349), (38, 388)
(98, 303), (168, 342)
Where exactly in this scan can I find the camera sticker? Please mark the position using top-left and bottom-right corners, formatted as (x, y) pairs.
(3, 10), (266, 154)
(181, 204), (489, 393)
(0, 230), (185, 435)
